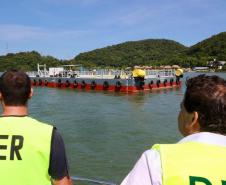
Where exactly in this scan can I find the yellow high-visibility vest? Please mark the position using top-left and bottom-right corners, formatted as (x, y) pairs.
(153, 142), (226, 185)
(0, 116), (53, 185)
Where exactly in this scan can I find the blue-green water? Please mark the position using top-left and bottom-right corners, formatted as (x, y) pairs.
(1, 72), (226, 184)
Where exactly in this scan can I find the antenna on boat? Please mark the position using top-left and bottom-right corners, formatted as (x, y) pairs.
(6, 43), (8, 54)
(37, 63), (47, 77)
(3, 42), (9, 55)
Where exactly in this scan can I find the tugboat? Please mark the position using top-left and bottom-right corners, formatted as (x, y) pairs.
(28, 64), (183, 93)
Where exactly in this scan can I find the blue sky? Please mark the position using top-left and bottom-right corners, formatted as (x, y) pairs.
(0, 0), (226, 59)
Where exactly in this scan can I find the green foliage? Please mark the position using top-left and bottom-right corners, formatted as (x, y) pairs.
(0, 32), (226, 70)
(187, 32), (226, 61)
(73, 39), (188, 68)
(72, 32), (226, 68)
(0, 51), (64, 71)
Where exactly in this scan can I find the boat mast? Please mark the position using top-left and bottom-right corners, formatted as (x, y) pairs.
(37, 63), (47, 77)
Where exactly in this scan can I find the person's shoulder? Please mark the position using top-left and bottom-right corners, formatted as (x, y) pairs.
(120, 149), (162, 185)
(26, 116), (54, 130)
(28, 116), (53, 125)
(131, 148), (161, 168)
(52, 127), (63, 141)
(141, 148), (160, 161)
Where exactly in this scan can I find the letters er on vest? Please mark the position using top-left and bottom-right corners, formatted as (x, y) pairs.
(0, 135), (24, 160)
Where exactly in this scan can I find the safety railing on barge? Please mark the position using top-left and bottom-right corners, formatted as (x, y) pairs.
(27, 69), (176, 79)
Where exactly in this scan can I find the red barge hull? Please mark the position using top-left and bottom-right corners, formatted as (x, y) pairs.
(30, 77), (182, 93)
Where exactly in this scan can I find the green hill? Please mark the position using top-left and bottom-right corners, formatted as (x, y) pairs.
(72, 32), (226, 68)
(0, 51), (62, 71)
(187, 32), (226, 61)
(73, 39), (188, 68)
(0, 32), (226, 70)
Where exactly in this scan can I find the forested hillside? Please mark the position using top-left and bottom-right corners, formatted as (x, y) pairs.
(187, 32), (226, 60)
(0, 51), (62, 71)
(0, 32), (226, 70)
(72, 39), (187, 68)
(72, 32), (226, 68)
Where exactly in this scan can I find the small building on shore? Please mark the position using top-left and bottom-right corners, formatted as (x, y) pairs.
(192, 66), (210, 72)
(207, 59), (226, 70)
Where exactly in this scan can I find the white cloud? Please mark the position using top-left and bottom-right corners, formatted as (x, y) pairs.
(42, 0), (102, 6)
(95, 2), (175, 28)
(117, 7), (151, 26)
(0, 25), (45, 41)
(0, 24), (91, 42)
(96, 0), (219, 28)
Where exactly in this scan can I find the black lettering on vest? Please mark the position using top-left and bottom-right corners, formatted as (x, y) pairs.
(10, 135), (24, 160)
(190, 176), (212, 185)
(0, 135), (9, 160)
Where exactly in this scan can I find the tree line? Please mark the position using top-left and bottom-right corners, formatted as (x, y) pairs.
(0, 32), (226, 71)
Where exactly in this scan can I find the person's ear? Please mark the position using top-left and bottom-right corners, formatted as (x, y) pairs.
(185, 111), (200, 134)
(0, 92), (2, 100)
(29, 88), (33, 99)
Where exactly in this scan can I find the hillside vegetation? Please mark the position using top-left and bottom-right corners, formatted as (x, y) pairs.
(73, 39), (187, 68)
(187, 32), (226, 60)
(0, 51), (61, 71)
(0, 32), (226, 71)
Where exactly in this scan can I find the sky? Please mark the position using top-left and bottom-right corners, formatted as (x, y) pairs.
(0, 0), (226, 59)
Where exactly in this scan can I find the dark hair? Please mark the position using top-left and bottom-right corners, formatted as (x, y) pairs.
(184, 74), (226, 134)
(0, 69), (31, 106)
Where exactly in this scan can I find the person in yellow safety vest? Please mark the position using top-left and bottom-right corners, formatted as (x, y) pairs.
(0, 70), (73, 185)
(121, 74), (226, 185)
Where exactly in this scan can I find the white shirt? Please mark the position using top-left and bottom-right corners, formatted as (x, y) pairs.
(120, 132), (226, 185)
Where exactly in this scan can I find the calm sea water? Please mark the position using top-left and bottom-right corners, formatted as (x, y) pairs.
(1, 72), (226, 184)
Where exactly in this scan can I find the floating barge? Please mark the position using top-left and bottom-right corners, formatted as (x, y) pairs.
(28, 64), (183, 93)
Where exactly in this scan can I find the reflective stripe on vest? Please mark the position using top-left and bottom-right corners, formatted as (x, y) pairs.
(0, 116), (53, 185)
(152, 142), (226, 185)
